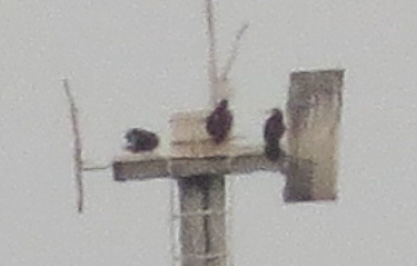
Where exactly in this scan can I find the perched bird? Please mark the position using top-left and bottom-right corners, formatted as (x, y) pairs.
(264, 108), (286, 161)
(124, 128), (159, 153)
(206, 99), (233, 144)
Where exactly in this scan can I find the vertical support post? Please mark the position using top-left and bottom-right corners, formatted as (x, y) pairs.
(178, 175), (226, 266)
(285, 69), (344, 202)
(205, 0), (219, 107)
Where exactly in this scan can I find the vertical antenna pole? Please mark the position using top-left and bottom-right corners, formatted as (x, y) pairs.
(205, 0), (219, 107)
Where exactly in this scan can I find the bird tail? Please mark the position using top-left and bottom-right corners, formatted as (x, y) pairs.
(265, 142), (281, 161)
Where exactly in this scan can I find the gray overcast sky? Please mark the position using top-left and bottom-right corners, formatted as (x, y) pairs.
(1, 0), (417, 265)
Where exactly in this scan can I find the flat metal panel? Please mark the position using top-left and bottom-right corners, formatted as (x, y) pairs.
(285, 69), (344, 201)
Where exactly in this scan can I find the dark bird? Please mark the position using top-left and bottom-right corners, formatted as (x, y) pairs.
(206, 99), (233, 144)
(264, 108), (286, 161)
(124, 128), (159, 153)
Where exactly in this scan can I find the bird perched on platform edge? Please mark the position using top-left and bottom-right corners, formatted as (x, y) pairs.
(124, 128), (159, 153)
(206, 99), (233, 144)
(264, 108), (286, 161)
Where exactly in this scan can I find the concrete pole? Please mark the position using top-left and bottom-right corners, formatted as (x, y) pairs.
(178, 175), (226, 266)
(285, 69), (344, 201)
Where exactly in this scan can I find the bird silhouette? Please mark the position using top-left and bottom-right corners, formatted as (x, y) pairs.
(264, 108), (286, 161)
(206, 99), (233, 144)
(125, 128), (159, 153)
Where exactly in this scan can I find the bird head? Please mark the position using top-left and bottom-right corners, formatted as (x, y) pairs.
(267, 108), (283, 120)
(218, 99), (229, 109)
(124, 128), (142, 149)
(271, 108), (281, 114)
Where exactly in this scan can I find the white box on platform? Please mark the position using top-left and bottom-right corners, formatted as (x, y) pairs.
(169, 110), (235, 158)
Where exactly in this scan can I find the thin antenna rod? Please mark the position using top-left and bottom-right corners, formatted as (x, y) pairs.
(82, 165), (111, 171)
(220, 22), (249, 81)
(205, 0), (219, 106)
(63, 79), (84, 213)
